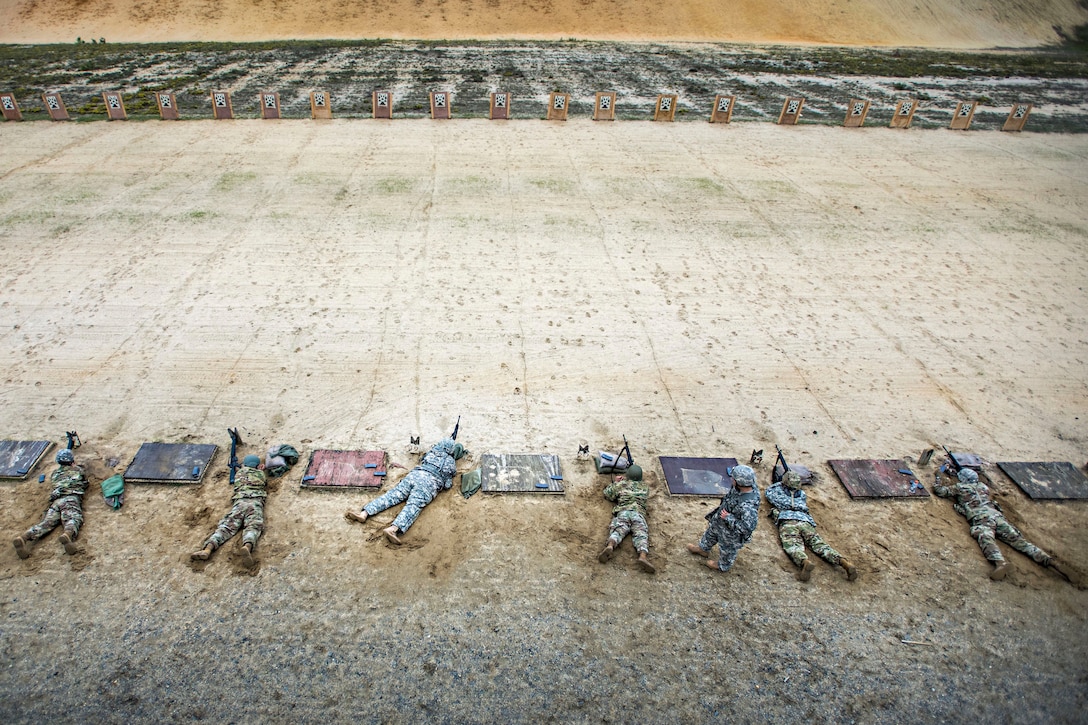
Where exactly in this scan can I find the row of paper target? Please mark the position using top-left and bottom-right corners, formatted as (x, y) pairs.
(0, 90), (1034, 131)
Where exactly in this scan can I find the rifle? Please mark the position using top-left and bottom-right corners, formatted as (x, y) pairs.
(65, 431), (81, 450)
(451, 416), (461, 441)
(227, 428), (243, 484)
(597, 435), (633, 474)
(941, 445), (961, 474)
(772, 445), (790, 483)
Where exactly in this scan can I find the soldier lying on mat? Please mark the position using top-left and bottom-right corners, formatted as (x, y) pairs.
(766, 470), (858, 582)
(191, 455), (267, 569)
(597, 464), (655, 574)
(13, 449), (87, 559)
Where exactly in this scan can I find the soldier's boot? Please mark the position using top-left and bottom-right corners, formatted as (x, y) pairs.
(597, 542), (615, 564)
(840, 558), (859, 582)
(190, 544), (215, 561)
(240, 542), (257, 569)
(989, 560), (1008, 581)
(797, 558), (815, 582)
(1046, 558), (1072, 583)
(382, 526), (403, 546)
(12, 536), (30, 560)
(344, 509), (368, 525)
(59, 532), (77, 555)
(636, 551), (656, 574)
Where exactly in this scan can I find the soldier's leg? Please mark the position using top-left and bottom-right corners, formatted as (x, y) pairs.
(630, 514), (655, 573)
(56, 499), (83, 554)
(994, 516), (1051, 565)
(608, 512), (633, 547)
(240, 500), (265, 551)
(23, 502), (62, 543)
(802, 525), (843, 566)
(364, 478), (413, 517)
(389, 483), (436, 534)
(716, 537), (742, 572)
(969, 518), (1007, 579)
(778, 522), (808, 567)
(204, 504), (245, 550)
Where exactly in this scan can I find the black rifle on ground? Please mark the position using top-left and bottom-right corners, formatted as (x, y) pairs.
(65, 431), (81, 450)
(228, 428), (243, 484)
(617, 435), (633, 468)
(772, 445), (790, 483)
(452, 416), (461, 441)
(942, 445), (962, 473)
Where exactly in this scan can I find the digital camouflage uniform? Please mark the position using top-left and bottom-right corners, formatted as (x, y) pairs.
(364, 439), (458, 534)
(24, 464), (87, 543)
(765, 481), (845, 567)
(603, 477), (650, 553)
(696, 466), (761, 572)
(934, 469), (1052, 566)
(203, 465), (268, 551)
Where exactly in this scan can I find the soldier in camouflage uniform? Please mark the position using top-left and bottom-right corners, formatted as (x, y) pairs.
(191, 455), (267, 568)
(597, 464), (655, 574)
(345, 438), (465, 545)
(766, 470), (858, 582)
(13, 449), (87, 559)
(687, 464), (761, 572)
(934, 467), (1066, 581)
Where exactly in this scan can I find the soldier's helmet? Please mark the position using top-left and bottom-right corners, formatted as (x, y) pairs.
(957, 468), (979, 484)
(243, 454), (261, 468)
(624, 464), (643, 481)
(783, 470), (803, 490)
(56, 449), (75, 465)
(730, 464), (756, 488)
(451, 443), (466, 460)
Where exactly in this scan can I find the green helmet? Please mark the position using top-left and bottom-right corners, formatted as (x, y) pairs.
(783, 471), (802, 490)
(451, 443), (466, 460)
(243, 454), (260, 468)
(624, 464), (643, 481)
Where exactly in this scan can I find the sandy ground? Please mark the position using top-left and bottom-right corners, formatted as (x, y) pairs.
(0, 119), (1086, 722)
(2, 0), (1087, 47)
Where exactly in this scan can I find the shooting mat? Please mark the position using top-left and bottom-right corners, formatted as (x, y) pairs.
(0, 440), (53, 479)
(480, 453), (564, 494)
(301, 449), (387, 489)
(996, 462), (1088, 500)
(124, 442), (218, 484)
(660, 456), (739, 496)
(829, 459), (929, 499)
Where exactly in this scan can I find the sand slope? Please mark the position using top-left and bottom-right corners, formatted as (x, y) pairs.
(0, 120), (1086, 721)
(2, 0), (1087, 47)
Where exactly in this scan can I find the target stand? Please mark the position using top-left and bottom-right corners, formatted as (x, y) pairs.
(156, 93), (179, 120)
(547, 93), (570, 121)
(1002, 103), (1032, 132)
(310, 91), (332, 119)
(42, 93), (69, 121)
(778, 97), (805, 125)
(211, 91), (233, 120)
(843, 99), (870, 127)
(654, 94), (678, 122)
(373, 90), (392, 119)
(950, 101), (977, 130)
(594, 92), (616, 121)
(430, 91), (451, 119)
(260, 92), (281, 119)
(1, 93), (22, 121)
(490, 92), (511, 120)
(102, 92), (127, 121)
(890, 99), (917, 129)
(710, 95), (735, 124)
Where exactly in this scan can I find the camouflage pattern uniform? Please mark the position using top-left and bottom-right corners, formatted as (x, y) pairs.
(696, 466), (761, 572)
(364, 438), (458, 534)
(766, 481), (845, 567)
(24, 464), (87, 543)
(934, 469), (1052, 566)
(603, 477), (650, 553)
(203, 465), (268, 551)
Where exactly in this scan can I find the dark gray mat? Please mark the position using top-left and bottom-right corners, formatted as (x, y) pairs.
(480, 453), (564, 494)
(0, 440), (53, 479)
(124, 442), (218, 484)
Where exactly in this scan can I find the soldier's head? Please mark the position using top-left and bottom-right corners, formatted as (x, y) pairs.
(243, 454), (261, 469)
(730, 464), (756, 489)
(55, 449), (74, 465)
(451, 443), (466, 460)
(957, 468), (979, 484)
(623, 464), (643, 482)
(783, 470), (802, 490)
